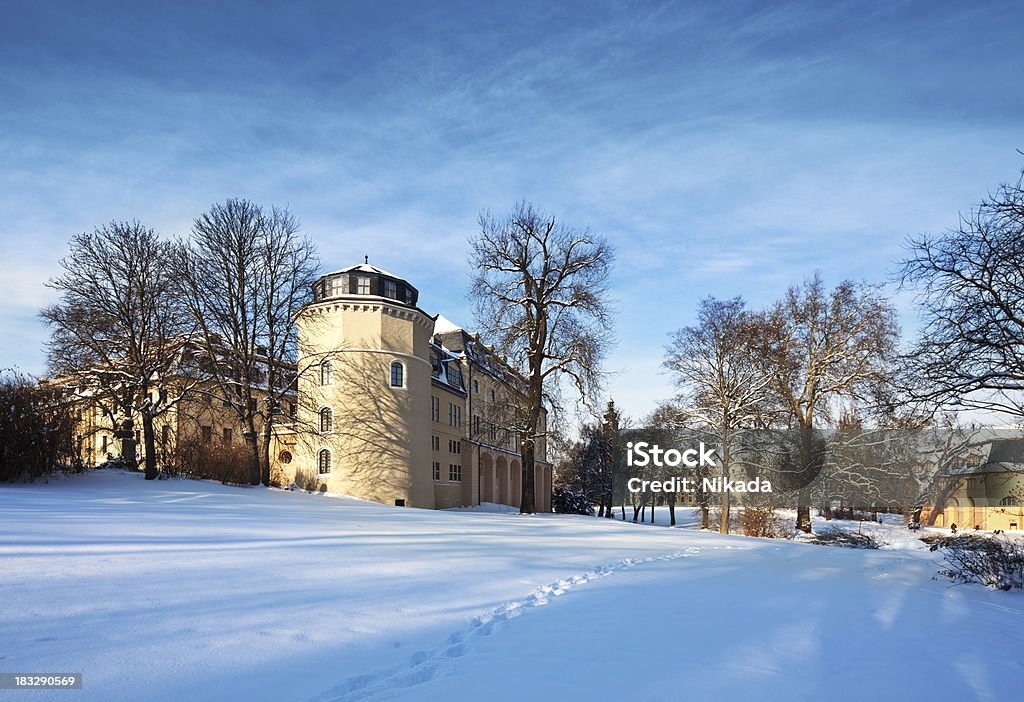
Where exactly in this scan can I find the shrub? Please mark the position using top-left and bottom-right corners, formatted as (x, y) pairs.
(739, 506), (791, 539)
(167, 437), (252, 485)
(552, 487), (596, 515)
(810, 528), (882, 549)
(0, 373), (78, 482)
(929, 534), (1024, 591)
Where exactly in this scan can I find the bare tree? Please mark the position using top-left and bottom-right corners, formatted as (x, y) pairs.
(176, 199), (318, 485)
(664, 297), (775, 533)
(470, 202), (614, 513)
(900, 170), (1024, 420)
(41, 221), (194, 479)
(758, 275), (899, 532)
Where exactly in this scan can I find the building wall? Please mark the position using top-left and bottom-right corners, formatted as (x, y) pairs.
(924, 471), (1024, 530)
(288, 299), (435, 508)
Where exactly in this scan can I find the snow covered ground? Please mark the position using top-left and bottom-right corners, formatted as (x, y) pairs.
(1, 471), (1021, 701)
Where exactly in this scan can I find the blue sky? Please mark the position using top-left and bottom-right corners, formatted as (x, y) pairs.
(1, 0), (1022, 422)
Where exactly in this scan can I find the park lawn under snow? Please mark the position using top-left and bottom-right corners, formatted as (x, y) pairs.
(1, 472), (1021, 702)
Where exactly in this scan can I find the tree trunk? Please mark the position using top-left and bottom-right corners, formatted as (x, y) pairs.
(141, 409), (158, 480)
(719, 438), (731, 534)
(795, 424), (814, 533)
(243, 409), (261, 486)
(701, 505), (709, 529)
(519, 439), (536, 514)
(669, 495), (676, 526)
(260, 416), (274, 487)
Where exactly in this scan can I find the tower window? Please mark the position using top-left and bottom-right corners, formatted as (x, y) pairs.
(320, 407), (333, 433)
(320, 360), (333, 386)
(383, 279), (397, 299)
(390, 361), (405, 388)
(356, 277), (371, 295)
(318, 449), (332, 475)
(1000, 496), (1019, 506)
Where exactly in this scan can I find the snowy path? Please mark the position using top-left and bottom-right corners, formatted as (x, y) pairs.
(306, 549), (702, 701)
(2, 471), (1022, 702)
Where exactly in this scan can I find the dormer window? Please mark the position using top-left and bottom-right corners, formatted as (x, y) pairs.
(383, 279), (397, 299)
(356, 277), (371, 295)
(329, 277), (346, 298)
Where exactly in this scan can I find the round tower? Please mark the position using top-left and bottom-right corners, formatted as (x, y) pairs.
(293, 263), (435, 507)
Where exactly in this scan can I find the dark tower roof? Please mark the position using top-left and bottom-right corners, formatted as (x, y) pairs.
(313, 263), (419, 306)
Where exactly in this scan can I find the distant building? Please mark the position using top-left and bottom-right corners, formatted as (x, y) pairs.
(924, 438), (1024, 530)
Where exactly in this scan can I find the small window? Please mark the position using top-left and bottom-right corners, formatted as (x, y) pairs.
(490, 389), (496, 402)
(473, 415), (481, 435)
(318, 449), (332, 475)
(320, 407), (333, 433)
(320, 361), (333, 386)
(449, 463), (462, 482)
(390, 361), (404, 388)
(356, 277), (371, 295)
(448, 402), (461, 428)
(432, 461), (441, 481)
(432, 435), (440, 451)
(431, 396), (440, 422)
(473, 379), (479, 393)
(329, 277), (346, 298)
(222, 427), (233, 446)
(161, 425), (170, 445)
(201, 426), (212, 444)
(1000, 496), (1019, 506)
(279, 451), (293, 464)
(383, 279), (397, 299)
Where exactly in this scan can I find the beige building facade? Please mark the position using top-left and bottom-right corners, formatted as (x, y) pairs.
(280, 263), (552, 511)
(924, 438), (1024, 530)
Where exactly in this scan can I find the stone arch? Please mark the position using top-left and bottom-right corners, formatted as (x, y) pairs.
(510, 460), (522, 508)
(496, 455), (509, 506)
(479, 452), (494, 506)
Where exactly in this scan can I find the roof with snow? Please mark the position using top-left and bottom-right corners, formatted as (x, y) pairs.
(324, 263), (401, 279)
(432, 315), (463, 334)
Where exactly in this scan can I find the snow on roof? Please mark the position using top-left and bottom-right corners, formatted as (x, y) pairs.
(433, 315), (463, 334)
(324, 263), (402, 279)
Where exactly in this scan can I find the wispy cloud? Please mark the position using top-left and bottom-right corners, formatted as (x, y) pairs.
(1, 0), (1021, 417)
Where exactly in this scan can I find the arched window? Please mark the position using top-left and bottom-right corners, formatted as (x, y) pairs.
(320, 360), (333, 386)
(1000, 496), (1018, 506)
(319, 407), (333, 433)
(390, 361), (404, 388)
(318, 449), (331, 475)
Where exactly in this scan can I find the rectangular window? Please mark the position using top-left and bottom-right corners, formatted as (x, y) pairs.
(201, 426), (212, 444)
(223, 428), (233, 446)
(449, 463), (462, 482)
(433, 461), (441, 481)
(448, 439), (461, 454)
(431, 396), (440, 422)
(489, 424), (498, 442)
(101, 435), (108, 453)
(356, 277), (371, 295)
(473, 379), (479, 393)
(473, 415), (480, 435)
(432, 435), (440, 451)
(383, 280), (397, 299)
(330, 278), (346, 297)
(491, 389), (496, 402)
(448, 402), (461, 428)
(162, 425), (170, 445)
